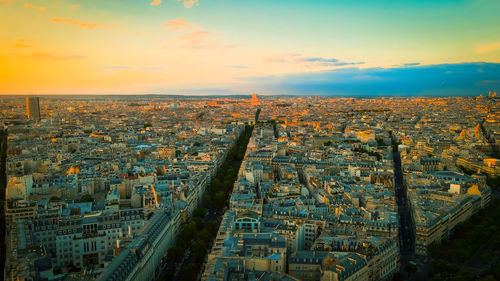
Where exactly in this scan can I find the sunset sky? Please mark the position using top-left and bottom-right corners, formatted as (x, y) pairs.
(1, 0), (499, 95)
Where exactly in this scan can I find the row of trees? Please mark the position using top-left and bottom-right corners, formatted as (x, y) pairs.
(426, 198), (500, 281)
(160, 125), (254, 281)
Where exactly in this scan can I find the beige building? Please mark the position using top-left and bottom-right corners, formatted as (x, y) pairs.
(410, 190), (476, 255)
(321, 254), (369, 281)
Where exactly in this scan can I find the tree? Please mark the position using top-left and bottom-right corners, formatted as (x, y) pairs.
(227, 168), (236, 177)
(428, 242), (441, 257)
(392, 272), (405, 281)
(452, 270), (476, 281)
(193, 238), (207, 262)
(167, 245), (184, 263)
(202, 194), (213, 208)
(431, 259), (448, 275)
(477, 276), (497, 281)
(50, 196), (61, 201)
(180, 221), (197, 242)
(198, 229), (212, 243)
(193, 207), (207, 218)
(180, 263), (199, 281)
(80, 194), (93, 202)
(223, 179), (233, 192)
(206, 221), (218, 235)
(405, 263), (417, 275)
(163, 269), (174, 281)
(192, 217), (203, 230)
(210, 178), (221, 190)
(224, 172), (234, 182)
(214, 191), (226, 210)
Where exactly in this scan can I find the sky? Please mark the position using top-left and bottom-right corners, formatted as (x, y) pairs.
(0, 0), (499, 96)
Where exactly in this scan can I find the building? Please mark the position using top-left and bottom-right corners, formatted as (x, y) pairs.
(289, 251), (332, 281)
(98, 210), (181, 281)
(409, 189), (477, 255)
(251, 93), (261, 106)
(26, 96), (41, 120)
(321, 253), (369, 281)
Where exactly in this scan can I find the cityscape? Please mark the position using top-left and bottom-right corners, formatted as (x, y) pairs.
(1, 1), (500, 281)
(0, 94), (499, 281)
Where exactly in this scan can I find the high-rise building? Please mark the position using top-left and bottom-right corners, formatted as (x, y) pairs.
(251, 93), (260, 106)
(26, 96), (41, 120)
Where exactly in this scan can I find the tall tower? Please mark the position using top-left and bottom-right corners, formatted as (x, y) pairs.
(251, 93), (260, 106)
(0, 126), (6, 276)
(26, 96), (41, 120)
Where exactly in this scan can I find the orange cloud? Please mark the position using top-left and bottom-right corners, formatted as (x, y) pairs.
(475, 42), (500, 54)
(163, 18), (195, 31)
(70, 4), (80, 9)
(32, 52), (86, 60)
(175, 30), (237, 49)
(24, 2), (46, 10)
(178, 30), (211, 48)
(176, 0), (198, 8)
(150, 0), (161, 6)
(52, 18), (101, 29)
(12, 39), (31, 48)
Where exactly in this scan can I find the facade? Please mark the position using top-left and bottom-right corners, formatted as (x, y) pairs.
(26, 96), (41, 121)
(409, 189), (478, 255)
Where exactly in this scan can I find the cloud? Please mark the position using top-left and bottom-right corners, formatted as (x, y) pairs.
(52, 18), (101, 29)
(98, 65), (162, 71)
(167, 29), (236, 49)
(178, 30), (213, 48)
(401, 62), (421, 66)
(475, 42), (500, 54)
(32, 52), (86, 60)
(12, 38), (31, 48)
(265, 53), (300, 63)
(176, 0), (199, 8)
(179, 30), (210, 44)
(70, 4), (80, 9)
(163, 18), (195, 31)
(228, 65), (248, 69)
(241, 62), (500, 96)
(150, 0), (161, 6)
(265, 53), (363, 67)
(24, 2), (45, 10)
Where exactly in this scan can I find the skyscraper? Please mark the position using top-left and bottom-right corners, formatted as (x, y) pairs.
(26, 96), (41, 120)
(251, 93), (260, 106)
(0, 126), (7, 274)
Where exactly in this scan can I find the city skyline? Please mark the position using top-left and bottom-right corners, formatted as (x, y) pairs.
(2, 94), (498, 281)
(1, 0), (500, 95)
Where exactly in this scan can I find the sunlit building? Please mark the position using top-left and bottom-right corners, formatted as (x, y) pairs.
(26, 96), (41, 120)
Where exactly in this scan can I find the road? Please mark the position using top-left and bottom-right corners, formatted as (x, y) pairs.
(392, 149), (415, 256)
